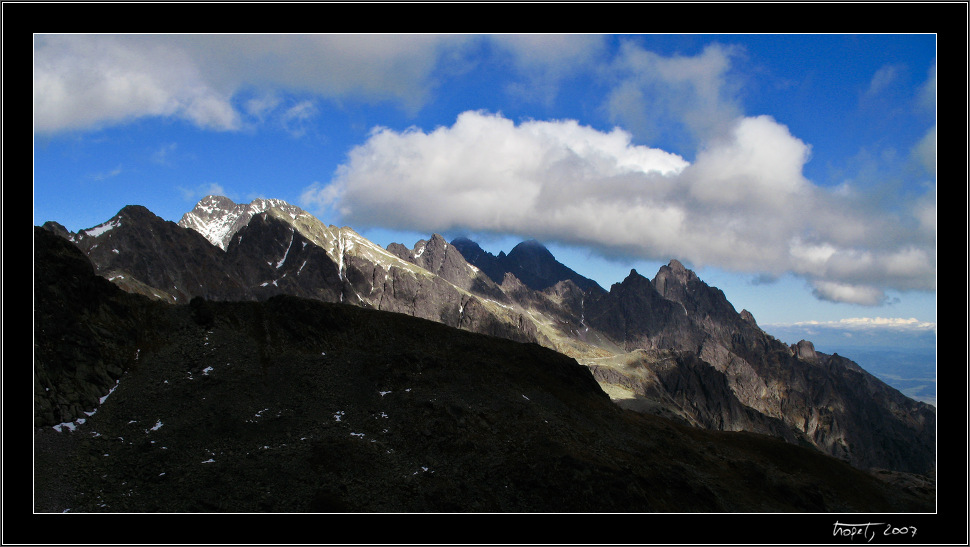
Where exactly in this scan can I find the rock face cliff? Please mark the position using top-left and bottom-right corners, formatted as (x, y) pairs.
(32, 227), (935, 515)
(582, 264), (935, 474)
(38, 195), (936, 477)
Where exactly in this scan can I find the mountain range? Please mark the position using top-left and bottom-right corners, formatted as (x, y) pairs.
(34, 195), (937, 513)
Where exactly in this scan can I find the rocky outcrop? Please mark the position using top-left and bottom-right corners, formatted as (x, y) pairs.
(792, 339), (818, 361)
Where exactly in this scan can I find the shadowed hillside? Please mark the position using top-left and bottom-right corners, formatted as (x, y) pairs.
(34, 227), (934, 514)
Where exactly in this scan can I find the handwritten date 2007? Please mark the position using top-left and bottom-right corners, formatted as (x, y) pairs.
(833, 521), (918, 542)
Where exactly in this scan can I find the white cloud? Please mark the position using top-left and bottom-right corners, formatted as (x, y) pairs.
(763, 316), (937, 353)
(682, 115), (811, 208)
(34, 35), (240, 134)
(33, 34), (474, 135)
(303, 110), (936, 305)
(809, 280), (888, 306)
(836, 317), (936, 331)
(779, 316), (936, 332)
(491, 34), (606, 72)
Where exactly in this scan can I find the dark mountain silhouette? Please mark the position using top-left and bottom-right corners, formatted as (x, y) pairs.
(451, 236), (604, 293)
(33, 227), (935, 514)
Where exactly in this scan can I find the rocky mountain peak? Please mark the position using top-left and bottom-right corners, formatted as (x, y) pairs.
(621, 268), (649, 286)
(500, 271), (527, 292)
(507, 239), (554, 261)
(739, 309), (758, 326)
(652, 259), (699, 298)
(178, 195), (308, 251)
(116, 204), (156, 221)
(40, 220), (72, 240)
(196, 194), (236, 212)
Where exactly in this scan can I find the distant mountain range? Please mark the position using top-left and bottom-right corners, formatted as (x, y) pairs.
(36, 195), (936, 493)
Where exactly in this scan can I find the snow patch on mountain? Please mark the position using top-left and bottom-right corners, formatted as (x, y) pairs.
(83, 218), (121, 238)
(178, 195), (308, 250)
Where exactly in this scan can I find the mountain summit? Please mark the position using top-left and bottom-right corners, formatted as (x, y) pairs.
(178, 195), (307, 250)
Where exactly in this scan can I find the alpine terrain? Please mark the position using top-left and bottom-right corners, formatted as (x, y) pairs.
(33, 195), (937, 515)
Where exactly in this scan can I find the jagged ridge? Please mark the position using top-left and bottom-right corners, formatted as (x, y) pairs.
(32, 227), (935, 514)
(38, 196), (936, 476)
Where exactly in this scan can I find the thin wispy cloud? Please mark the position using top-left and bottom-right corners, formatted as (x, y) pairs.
(151, 142), (178, 166)
(179, 182), (228, 203)
(779, 317), (936, 331)
(865, 64), (902, 97)
(87, 164), (123, 181)
(604, 41), (745, 151)
(280, 100), (318, 138)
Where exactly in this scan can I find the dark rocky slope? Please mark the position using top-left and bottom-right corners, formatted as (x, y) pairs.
(33, 228), (934, 514)
(583, 265), (936, 475)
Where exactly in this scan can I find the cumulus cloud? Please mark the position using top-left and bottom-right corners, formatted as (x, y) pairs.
(302, 110), (936, 305)
(33, 34), (473, 135)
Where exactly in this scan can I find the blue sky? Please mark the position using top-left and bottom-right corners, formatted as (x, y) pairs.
(32, 33), (937, 352)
